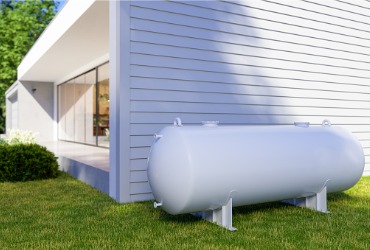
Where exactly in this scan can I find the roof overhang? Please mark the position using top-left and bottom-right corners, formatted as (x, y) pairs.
(17, 0), (109, 84)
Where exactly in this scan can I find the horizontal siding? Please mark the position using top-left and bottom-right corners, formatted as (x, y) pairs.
(131, 43), (370, 77)
(130, 20), (370, 67)
(355, 133), (370, 140)
(131, 30), (370, 73)
(128, 0), (370, 200)
(130, 77), (370, 99)
(130, 10), (370, 55)
(130, 89), (370, 109)
(130, 170), (148, 182)
(131, 66), (370, 90)
(130, 54), (370, 84)
(131, 193), (154, 202)
(131, 159), (148, 171)
(131, 182), (151, 195)
(130, 5), (370, 59)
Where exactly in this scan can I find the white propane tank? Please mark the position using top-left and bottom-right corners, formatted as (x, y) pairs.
(147, 119), (364, 220)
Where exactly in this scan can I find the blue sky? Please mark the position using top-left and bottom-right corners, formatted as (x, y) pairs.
(56, 0), (66, 12)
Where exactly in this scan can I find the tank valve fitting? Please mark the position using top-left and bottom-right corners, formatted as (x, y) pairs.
(174, 117), (183, 127)
(322, 119), (332, 127)
(154, 202), (162, 208)
(154, 134), (163, 139)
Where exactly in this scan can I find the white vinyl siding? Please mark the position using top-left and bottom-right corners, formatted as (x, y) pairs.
(127, 0), (370, 201)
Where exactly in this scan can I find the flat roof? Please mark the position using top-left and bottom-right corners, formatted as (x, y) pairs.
(17, 0), (109, 84)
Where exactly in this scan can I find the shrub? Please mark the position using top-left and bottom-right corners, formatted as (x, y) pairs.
(5, 129), (38, 145)
(0, 144), (59, 182)
(0, 137), (6, 145)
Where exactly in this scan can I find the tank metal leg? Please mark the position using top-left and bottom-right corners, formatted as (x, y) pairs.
(306, 186), (329, 213)
(192, 198), (237, 231)
(283, 186), (330, 213)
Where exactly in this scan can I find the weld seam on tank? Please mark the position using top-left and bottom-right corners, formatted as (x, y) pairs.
(294, 122), (310, 128)
(202, 121), (219, 127)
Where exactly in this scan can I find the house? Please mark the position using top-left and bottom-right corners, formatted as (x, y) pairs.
(5, 0), (370, 203)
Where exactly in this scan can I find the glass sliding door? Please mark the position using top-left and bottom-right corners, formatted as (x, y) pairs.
(58, 84), (67, 141)
(65, 80), (75, 141)
(85, 70), (96, 145)
(97, 63), (110, 147)
(74, 74), (85, 143)
(57, 63), (109, 147)
(72, 70), (97, 145)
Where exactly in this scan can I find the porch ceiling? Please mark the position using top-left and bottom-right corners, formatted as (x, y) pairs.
(17, 0), (109, 83)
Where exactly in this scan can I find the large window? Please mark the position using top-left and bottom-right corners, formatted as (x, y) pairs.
(58, 63), (109, 147)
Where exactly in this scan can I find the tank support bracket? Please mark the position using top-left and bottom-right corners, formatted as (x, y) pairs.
(283, 186), (329, 213)
(192, 198), (237, 231)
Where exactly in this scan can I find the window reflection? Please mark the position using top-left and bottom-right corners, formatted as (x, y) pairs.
(97, 63), (109, 147)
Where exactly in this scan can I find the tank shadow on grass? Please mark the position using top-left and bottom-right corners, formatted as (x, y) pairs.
(327, 191), (370, 212)
(327, 191), (354, 202)
(147, 191), (370, 228)
(145, 178), (369, 236)
(156, 209), (200, 224)
(152, 201), (296, 226)
(233, 201), (290, 215)
(149, 202), (314, 232)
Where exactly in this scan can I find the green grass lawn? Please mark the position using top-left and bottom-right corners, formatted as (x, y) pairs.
(0, 173), (369, 249)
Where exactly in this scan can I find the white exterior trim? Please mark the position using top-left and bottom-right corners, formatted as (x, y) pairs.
(17, 0), (108, 83)
(18, 0), (96, 80)
(5, 81), (19, 97)
(109, 0), (131, 202)
(55, 53), (109, 85)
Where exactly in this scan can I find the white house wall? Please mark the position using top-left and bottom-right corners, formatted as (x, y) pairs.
(124, 0), (370, 201)
(17, 81), (54, 142)
(10, 97), (18, 129)
(7, 0), (369, 203)
(5, 82), (19, 131)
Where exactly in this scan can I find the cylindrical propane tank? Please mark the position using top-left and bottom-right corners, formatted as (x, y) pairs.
(147, 119), (364, 215)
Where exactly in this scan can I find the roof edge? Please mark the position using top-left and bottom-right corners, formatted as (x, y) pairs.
(5, 81), (19, 98)
(17, 0), (97, 80)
